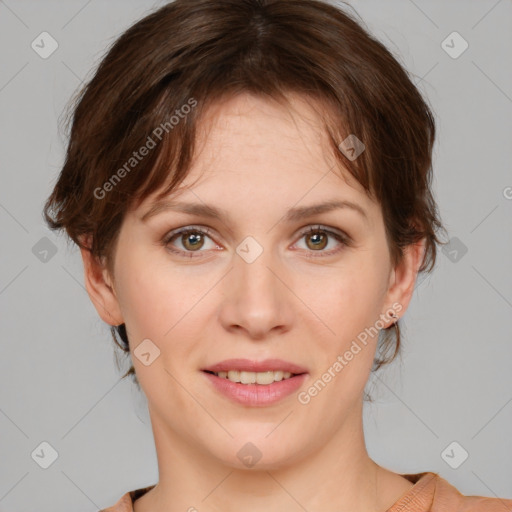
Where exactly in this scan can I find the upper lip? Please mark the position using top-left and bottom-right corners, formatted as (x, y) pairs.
(202, 358), (308, 374)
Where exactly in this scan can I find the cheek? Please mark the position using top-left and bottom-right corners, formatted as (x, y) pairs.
(114, 249), (215, 350)
(113, 255), (203, 390)
(304, 274), (384, 407)
(307, 258), (386, 359)
(113, 248), (178, 340)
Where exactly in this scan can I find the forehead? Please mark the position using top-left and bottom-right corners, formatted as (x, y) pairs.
(184, 93), (364, 191)
(194, 92), (333, 161)
(135, 92), (378, 226)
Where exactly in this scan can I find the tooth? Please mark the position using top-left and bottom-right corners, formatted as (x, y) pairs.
(213, 370), (298, 384)
(240, 371), (256, 384)
(227, 370), (241, 382)
(273, 370), (284, 381)
(256, 371), (276, 385)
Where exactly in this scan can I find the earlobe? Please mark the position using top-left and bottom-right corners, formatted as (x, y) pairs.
(79, 244), (124, 327)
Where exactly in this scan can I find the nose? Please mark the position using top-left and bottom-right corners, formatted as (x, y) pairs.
(218, 244), (294, 340)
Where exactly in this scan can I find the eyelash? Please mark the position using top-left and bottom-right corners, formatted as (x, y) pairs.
(162, 224), (351, 259)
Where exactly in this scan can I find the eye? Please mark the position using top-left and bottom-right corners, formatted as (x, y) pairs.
(162, 224), (350, 259)
(293, 225), (350, 257)
(163, 226), (219, 257)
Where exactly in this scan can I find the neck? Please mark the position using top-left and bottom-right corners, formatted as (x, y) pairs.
(134, 398), (407, 512)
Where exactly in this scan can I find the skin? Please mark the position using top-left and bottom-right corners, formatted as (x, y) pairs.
(81, 92), (425, 512)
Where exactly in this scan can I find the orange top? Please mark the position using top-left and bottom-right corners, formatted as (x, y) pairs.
(100, 471), (512, 511)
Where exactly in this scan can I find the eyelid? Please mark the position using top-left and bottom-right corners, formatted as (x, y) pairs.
(162, 225), (218, 248)
(297, 224), (348, 239)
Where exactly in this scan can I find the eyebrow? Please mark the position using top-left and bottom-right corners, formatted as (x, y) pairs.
(140, 198), (369, 224)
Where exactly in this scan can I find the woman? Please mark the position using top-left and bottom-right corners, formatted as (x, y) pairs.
(43, 0), (512, 510)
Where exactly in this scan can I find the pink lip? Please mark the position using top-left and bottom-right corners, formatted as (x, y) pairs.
(202, 371), (308, 407)
(202, 358), (308, 374)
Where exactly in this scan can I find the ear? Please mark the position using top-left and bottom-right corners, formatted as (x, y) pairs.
(383, 238), (426, 326)
(78, 235), (124, 326)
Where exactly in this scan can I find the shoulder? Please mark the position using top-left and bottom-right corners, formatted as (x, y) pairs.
(99, 492), (133, 512)
(99, 484), (155, 512)
(433, 473), (512, 511)
(389, 471), (512, 512)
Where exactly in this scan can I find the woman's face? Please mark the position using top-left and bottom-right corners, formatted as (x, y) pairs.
(84, 92), (420, 470)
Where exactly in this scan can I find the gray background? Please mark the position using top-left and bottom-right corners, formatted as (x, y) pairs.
(1, 0), (511, 510)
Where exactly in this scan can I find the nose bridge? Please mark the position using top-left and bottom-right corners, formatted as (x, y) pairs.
(235, 235), (281, 307)
(220, 235), (292, 337)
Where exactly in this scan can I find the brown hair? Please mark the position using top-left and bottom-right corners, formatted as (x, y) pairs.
(43, 0), (448, 388)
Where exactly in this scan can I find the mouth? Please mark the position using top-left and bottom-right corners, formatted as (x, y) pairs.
(201, 368), (308, 407)
(202, 358), (308, 376)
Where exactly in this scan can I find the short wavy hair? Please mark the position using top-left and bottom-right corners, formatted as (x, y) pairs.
(43, 0), (449, 390)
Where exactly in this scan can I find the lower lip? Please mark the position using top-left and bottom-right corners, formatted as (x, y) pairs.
(202, 371), (308, 407)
